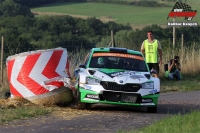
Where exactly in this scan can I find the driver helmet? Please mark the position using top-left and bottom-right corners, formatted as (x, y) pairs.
(97, 57), (106, 65)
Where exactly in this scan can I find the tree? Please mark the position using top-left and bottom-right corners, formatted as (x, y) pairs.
(0, 0), (33, 17)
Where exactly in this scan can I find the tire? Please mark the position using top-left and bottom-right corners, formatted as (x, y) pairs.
(147, 106), (157, 113)
(76, 87), (89, 110)
(77, 101), (87, 110)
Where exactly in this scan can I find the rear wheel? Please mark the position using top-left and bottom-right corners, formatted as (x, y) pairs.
(147, 106), (157, 113)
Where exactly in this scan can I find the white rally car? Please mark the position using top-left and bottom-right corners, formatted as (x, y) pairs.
(74, 47), (160, 113)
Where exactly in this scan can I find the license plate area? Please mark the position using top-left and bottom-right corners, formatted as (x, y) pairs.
(102, 91), (141, 103)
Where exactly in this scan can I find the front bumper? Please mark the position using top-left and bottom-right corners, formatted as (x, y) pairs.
(79, 87), (159, 107)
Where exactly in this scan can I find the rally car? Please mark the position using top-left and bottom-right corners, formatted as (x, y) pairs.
(74, 47), (160, 113)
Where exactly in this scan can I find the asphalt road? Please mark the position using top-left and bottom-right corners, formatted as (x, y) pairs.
(0, 90), (200, 133)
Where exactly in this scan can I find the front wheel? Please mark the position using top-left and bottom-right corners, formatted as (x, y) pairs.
(77, 101), (87, 110)
(147, 106), (157, 113)
(76, 88), (89, 110)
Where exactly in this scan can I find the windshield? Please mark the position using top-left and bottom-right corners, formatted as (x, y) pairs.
(89, 52), (148, 72)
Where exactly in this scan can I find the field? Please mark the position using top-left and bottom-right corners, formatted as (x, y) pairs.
(31, 1), (200, 29)
(0, 1), (200, 131)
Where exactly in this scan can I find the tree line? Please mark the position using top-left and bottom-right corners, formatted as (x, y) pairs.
(0, 0), (199, 61)
(0, 0), (131, 56)
(1, 0), (57, 7)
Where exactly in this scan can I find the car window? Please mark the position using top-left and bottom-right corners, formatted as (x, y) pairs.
(89, 52), (148, 72)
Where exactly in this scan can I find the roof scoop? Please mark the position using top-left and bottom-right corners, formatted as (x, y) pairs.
(88, 69), (96, 75)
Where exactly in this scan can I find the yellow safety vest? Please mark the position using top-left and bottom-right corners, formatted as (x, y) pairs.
(144, 39), (158, 63)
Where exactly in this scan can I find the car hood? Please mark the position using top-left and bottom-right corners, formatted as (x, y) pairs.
(86, 68), (151, 84)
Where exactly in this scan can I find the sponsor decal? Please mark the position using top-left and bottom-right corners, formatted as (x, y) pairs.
(140, 103), (155, 105)
(92, 75), (102, 81)
(111, 71), (136, 77)
(84, 84), (92, 90)
(86, 94), (99, 100)
(130, 75), (145, 80)
(92, 53), (144, 60)
(83, 98), (99, 101)
(142, 99), (153, 103)
(149, 89), (158, 94)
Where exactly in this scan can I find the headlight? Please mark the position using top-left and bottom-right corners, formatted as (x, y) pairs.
(142, 82), (154, 89)
(86, 77), (100, 85)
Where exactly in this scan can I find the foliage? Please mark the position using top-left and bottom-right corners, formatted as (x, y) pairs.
(0, 0), (199, 64)
(0, 1), (132, 59)
(0, 0), (34, 17)
(100, 25), (200, 51)
(12, 0), (57, 7)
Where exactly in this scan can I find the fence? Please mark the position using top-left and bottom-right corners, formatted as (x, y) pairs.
(0, 38), (98, 82)
(0, 36), (200, 82)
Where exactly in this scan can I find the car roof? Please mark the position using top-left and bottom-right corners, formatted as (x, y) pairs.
(91, 47), (142, 56)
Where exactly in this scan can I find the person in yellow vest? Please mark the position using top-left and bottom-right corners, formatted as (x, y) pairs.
(140, 30), (162, 78)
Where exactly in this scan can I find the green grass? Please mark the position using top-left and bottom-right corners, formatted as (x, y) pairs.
(31, 1), (200, 29)
(116, 74), (200, 133)
(119, 110), (200, 133)
(160, 74), (200, 92)
(0, 106), (51, 124)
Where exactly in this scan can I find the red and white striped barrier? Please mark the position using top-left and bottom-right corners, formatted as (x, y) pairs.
(6, 47), (71, 98)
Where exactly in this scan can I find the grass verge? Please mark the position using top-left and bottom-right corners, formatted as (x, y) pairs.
(160, 74), (200, 92)
(118, 74), (200, 133)
(119, 110), (200, 133)
(0, 106), (51, 124)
